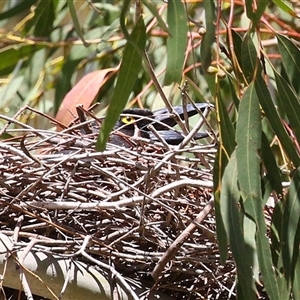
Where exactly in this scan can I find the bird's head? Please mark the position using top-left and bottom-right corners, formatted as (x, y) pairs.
(114, 108), (154, 138)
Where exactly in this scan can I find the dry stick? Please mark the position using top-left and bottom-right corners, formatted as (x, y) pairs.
(13, 215), (24, 243)
(183, 90), (217, 141)
(13, 240), (60, 300)
(17, 239), (39, 300)
(0, 113), (92, 150)
(0, 141), (34, 163)
(151, 198), (214, 281)
(0, 106), (29, 136)
(25, 105), (68, 130)
(143, 50), (190, 135)
(72, 235), (140, 300)
(0, 199), (95, 248)
(147, 124), (171, 150)
(59, 258), (73, 299)
(23, 179), (213, 210)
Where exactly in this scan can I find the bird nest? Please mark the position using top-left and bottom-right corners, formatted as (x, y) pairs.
(0, 105), (236, 299)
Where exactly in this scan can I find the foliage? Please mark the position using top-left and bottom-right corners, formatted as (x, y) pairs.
(0, 0), (300, 299)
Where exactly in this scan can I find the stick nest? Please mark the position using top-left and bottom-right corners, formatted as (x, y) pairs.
(0, 106), (236, 299)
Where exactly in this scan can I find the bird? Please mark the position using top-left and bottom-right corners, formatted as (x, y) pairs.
(108, 103), (211, 147)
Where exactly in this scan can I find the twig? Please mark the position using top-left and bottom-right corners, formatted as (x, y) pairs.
(151, 199), (214, 281)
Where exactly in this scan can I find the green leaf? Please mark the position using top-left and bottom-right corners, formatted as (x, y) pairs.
(200, 0), (216, 72)
(255, 0), (268, 24)
(220, 151), (257, 299)
(213, 150), (228, 263)
(230, 29), (243, 65)
(277, 271), (291, 300)
(228, 76), (241, 109)
(245, 183), (281, 299)
(274, 69), (300, 144)
(292, 247), (300, 300)
(67, 0), (90, 47)
(216, 94), (236, 158)
(272, 0), (298, 17)
(245, 0), (254, 21)
(236, 83), (262, 280)
(164, 0), (188, 85)
(96, 17), (146, 150)
(213, 93), (236, 195)
(236, 83), (280, 299)
(261, 132), (283, 195)
(276, 34), (300, 96)
(270, 201), (291, 300)
(228, 29), (243, 81)
(140, 0), (170, 34)
(245, 0), (268, 25)
(33, 0), (56, 37)
(119, 0), (132, 41)
(0, 62), (24, 104)
(236, 82), (262, 202)
(214, 94), (236, 262)
(243, 215), (260, 282)
(255, 74), (300, 167)
(0, 44), (45, 76)
(23, 0), (56, 37)
(270, 201), (284, 266)
(241, 32), (259, 83)
(0, 0), (38, 20)
(282, 168), (300, 289)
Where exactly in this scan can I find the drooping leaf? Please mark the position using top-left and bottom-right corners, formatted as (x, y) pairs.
(67, 0), (90, 47)
(255, 74), (300, 167)
(230, 29), (243, 66)
(200, 0), (216, 72)
(0, 44), (45, 76)
(228, 29), (245, 84)
(23, 0), (56, 37)
(236, 83), (262, 286)
(243, 215), (260, 282)
(241, 32), (259, 83)
(140, 0), (170, 34)
(282, 167), (300, 291)
(274, 69), (300, 144)
(276, 34), (300, 96)
(245, 0), (268, 25)
(254, 0), (269, 24)
(261, 132), (283, 195)
(220, 150), (257, 299)
(213, 147), (228, 263)
(164, 0), (188, 85)
(0, 61), (24, 105)
(236, 83), (280, 300)
(214, 93), (236, 262)
(292, 236), (300, 300)
(236, 83), (261, 202)
(119, 0), (132, 41)
(228, 76), (241, 109)
(272, 0), (298, 17)
(244, 0), (254, 22)
(96, 17), (146, 150)
(0, 0), (38, 20)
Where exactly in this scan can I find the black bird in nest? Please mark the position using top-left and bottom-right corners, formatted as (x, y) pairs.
(106, 103), (211, 147)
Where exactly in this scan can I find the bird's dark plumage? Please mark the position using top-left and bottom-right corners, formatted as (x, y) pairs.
(110, 103), (211, 147)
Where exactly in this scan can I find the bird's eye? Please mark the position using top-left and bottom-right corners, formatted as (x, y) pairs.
(121, 116), (135, 124)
